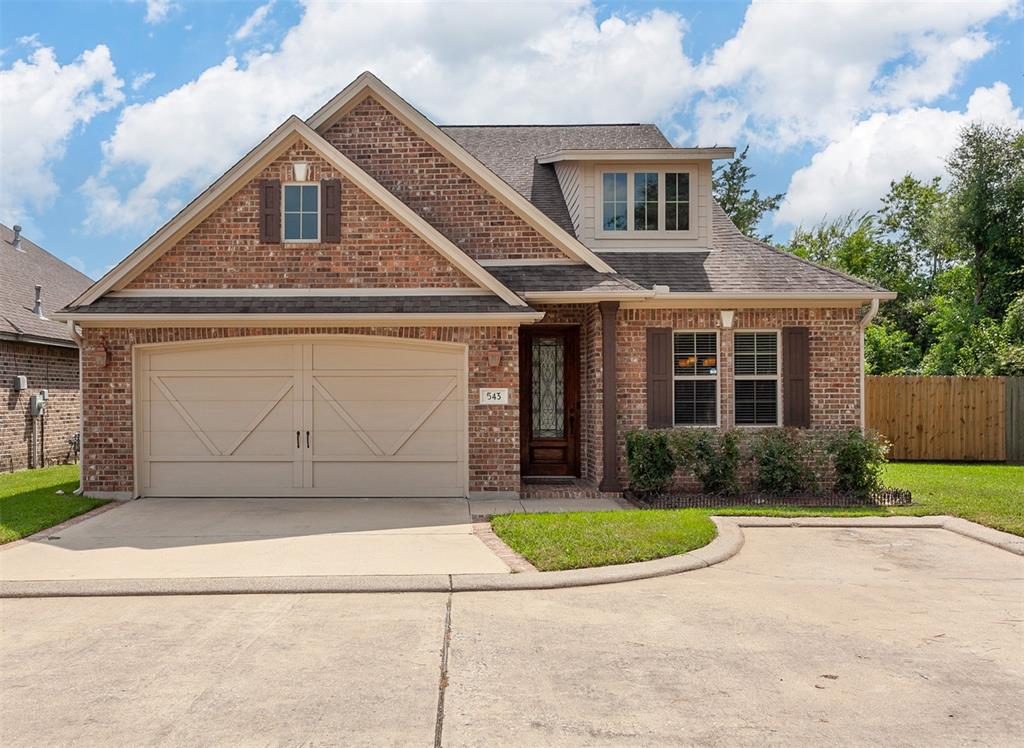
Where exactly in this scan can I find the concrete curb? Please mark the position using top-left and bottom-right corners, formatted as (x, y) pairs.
(2, 515), (1019, 599)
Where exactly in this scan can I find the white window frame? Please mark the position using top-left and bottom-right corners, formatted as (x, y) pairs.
(672, 329), (720, 428)
(733, 329), (782, 428)
(597, 166), (695, 238)
(282, 182), (320, 243)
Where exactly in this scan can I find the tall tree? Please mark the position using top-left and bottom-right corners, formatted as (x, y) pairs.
(713, 145), (784, 241)
(944, 123), (1024, 317)
(878, 175), (949, 283)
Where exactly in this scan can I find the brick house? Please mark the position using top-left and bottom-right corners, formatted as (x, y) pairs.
(2, 224), (92, 472)
(55, 72), (893, 500)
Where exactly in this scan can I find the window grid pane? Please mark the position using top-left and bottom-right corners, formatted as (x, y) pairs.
(674, 380), (717, 426)
(666, 172), (690, 231)
(634, 172), (659, 231)
(602, 172), (627, 231)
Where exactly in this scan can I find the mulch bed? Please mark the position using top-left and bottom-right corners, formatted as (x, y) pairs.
(628, 487), (912, 510)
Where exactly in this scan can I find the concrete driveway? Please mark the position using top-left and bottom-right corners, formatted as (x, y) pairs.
(0, 498), (511, 579)
(3, 525), (1022, 746)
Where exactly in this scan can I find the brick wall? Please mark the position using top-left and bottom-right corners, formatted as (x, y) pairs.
(616, 306), (862, 483)
(79, 327), (519, 496)
(1, 341), (80, 472)
(324, 96), (567, 262)
(128, 143), (478, 289)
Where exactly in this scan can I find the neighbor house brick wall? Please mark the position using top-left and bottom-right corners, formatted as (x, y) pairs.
(1, 341), (80, 472)
(324, 96), (568, 262)
(616, 306), (862, 484)
(79, 326), (519, 496)
(127, 143), (478, 290)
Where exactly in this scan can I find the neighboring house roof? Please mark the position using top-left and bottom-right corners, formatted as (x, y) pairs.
(443, 124), (670, 234)
(0, 224), (91, 346)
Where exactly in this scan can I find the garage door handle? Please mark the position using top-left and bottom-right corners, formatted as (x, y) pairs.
(296, 430), (300, 448)
(306, 430), (310, 449)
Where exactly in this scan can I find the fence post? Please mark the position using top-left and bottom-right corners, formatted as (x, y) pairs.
(1007, 377), (1024, 464)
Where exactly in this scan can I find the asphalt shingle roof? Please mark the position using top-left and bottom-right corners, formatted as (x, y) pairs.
(1, 224), (92, 345)
(64, 295), (534, 316)
(442, 124), (670, 235)
(488, 265), (643, 294)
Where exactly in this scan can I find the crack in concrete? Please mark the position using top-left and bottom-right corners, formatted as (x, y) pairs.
(434, 589), (453, 747)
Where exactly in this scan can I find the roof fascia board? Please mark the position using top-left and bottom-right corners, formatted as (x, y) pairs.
(0, 331), (78, 348)
(523, 290), (654, 303)
(648, 291), (897, 301)
(306, 72), (616, 274)
(537, 148), (736, 164)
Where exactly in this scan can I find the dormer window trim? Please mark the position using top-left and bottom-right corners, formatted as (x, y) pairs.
(597, 165), (695, 239)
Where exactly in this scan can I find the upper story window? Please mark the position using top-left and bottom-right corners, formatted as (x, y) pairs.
(602, 172), (628, 231)
(283, 183), (320, 242)
(600, 168), (692, 234)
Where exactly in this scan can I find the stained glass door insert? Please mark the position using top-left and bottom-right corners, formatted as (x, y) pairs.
(531, 337), (565, 438)
(521, 327), (579, 477)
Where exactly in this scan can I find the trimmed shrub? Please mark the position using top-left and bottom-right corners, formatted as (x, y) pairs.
(625, 430), (675, 495)
(828, 429), (890, 497)
(751, 428), (816, 495)
(668, 429), (741, 495)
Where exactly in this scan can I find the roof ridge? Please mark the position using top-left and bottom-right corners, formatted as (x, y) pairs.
(440, 123), (654, 128)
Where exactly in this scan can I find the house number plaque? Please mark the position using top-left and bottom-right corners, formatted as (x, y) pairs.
(479, 388), (509, 405)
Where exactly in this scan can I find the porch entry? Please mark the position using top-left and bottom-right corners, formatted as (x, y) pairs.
(520, 326), (580, 477)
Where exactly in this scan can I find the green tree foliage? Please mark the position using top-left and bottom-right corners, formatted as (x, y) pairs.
(782, 124), (1024, 376)
(713, 145), (784, 241)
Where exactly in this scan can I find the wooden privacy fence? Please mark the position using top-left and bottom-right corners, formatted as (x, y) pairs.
(866, 376), (1024, 462)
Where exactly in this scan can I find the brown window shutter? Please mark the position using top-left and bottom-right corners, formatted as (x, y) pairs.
(321, 179), (341, 243)
(783, 326), (811, 428)
(259, 179), (281, 243)
(646, 327), (673, 428)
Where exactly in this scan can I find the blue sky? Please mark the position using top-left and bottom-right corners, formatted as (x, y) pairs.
(1, 0), (1022, 279)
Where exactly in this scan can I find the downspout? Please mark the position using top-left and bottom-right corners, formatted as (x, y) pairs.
(67, 319), (85, 496)
(859, 299), (880, 431)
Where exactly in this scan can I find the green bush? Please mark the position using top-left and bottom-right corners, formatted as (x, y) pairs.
(751, 429), (816, 495)
(625, 430), (676, 495)
(668, 429), (741, 495)
(828, 429), (889, 496)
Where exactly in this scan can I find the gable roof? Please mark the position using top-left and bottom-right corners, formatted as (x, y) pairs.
(305, 71), (614, 272)
(67, 118), (526, 310)
(1, 224), (91, 346)
(442, 124), (671, 236)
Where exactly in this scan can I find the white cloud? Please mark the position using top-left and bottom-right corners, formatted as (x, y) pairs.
(695, 0), (1018, 148)
(131, 71), (155, 91)
(0, 44), (123, 223)
(84, 0), (697, 232)
(142, 0), (176, 25)
(775, 83), (1024, 228)
(234, 1), (275, 42)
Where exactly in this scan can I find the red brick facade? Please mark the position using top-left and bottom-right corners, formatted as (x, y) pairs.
(128, 143), (478, 290)
(1, 341), (80, 472)
(324, 96), (568, 262)
(79, 326), (519, 496)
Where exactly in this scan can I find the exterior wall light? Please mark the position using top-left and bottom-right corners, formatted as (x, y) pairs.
(720, 310), (735, 328)
(293, 162), (309, 182)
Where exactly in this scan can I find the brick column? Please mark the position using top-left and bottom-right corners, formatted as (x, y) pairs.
(598, 300), (621, 492)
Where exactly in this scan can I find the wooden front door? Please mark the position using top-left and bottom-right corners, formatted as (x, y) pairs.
(520, 327), (580, 477)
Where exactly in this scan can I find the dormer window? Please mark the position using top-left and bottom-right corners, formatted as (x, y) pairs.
(599, 167), (693, 235)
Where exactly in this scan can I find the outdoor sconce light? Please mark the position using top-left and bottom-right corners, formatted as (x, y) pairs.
(720, 310), (735, 329)
(487, 350), (501, 368)
(292, 162), (309, 182)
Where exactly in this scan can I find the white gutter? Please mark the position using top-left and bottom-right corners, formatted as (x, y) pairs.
(859, 298), (881, 430)
(66, 319), (86, 496)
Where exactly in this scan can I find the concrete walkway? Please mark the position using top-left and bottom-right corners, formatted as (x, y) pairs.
(2, 525), (1021, 747)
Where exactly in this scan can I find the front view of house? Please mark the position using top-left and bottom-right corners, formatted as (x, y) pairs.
(56, 72), (893, 500)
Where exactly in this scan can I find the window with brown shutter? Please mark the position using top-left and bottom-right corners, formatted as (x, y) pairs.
(259, 179), (281, 243)
(782, 326), (811, 428)
(321, 178), (341, 243)
(646, 327), (672, 428)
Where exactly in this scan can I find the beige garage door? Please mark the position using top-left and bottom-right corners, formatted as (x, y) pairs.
(138, 337), (467, 497)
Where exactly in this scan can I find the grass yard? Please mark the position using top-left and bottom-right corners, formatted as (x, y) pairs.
(494, 462), (1024, 570)
(0, 465), (107, 544)
(491, 509), (716, 571)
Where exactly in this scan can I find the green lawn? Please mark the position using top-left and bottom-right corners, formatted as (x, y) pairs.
(491, 509), (717, 571)
(494, 462), (1024, 571)
(0, 465), (107, 544)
